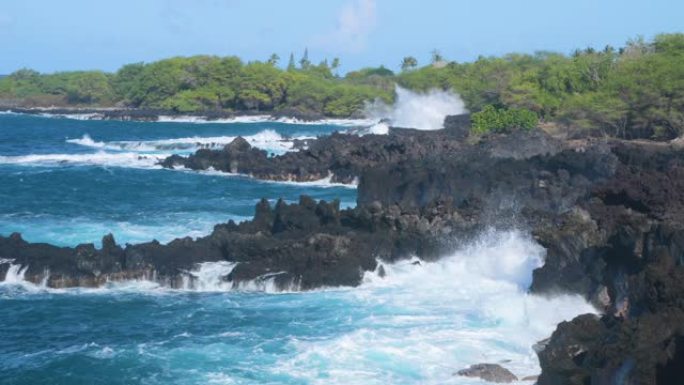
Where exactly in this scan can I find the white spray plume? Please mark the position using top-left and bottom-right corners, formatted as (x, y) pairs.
(365, 86), (468, 131)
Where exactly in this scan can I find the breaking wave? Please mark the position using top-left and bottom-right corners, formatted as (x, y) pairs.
(365, 86), (468, 131)
(1, 260), (296, 294)
(0, 152), (163, 169)
(279, 230), (595, 383)
(67, 130), (307, 155)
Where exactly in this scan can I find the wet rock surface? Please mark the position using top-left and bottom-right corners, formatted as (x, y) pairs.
(456, 363), (518, 383)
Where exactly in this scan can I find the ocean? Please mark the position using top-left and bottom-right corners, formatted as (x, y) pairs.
(0, 113), (593, 384)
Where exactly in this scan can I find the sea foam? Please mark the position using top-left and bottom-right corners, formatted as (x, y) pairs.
(0, 152), (163, 169)
(67, 130), (312, 155)
(277, 230), (596, 384)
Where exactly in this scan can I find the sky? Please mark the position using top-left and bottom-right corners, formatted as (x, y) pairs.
(0, 0), (682, 74)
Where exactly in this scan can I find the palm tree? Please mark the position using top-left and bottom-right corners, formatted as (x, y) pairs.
(401, 56), (418, 71)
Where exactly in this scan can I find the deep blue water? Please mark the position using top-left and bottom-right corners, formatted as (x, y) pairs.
(0, 113), (355, 246)
(0, 113), (593, 384)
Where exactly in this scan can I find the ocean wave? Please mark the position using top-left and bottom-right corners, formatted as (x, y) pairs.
(38, 112), (105, 120)
(0, 151), (357, 189)
(1, 260), (299, 295)
(0, 152), (163, 169)
(275, 230), (596, 384)
(67, 130), (309, 154)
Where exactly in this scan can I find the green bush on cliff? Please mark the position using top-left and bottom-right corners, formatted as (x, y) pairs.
(471, 105), (538, 134)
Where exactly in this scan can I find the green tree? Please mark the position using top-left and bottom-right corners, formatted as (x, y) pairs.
(401, 56), (418, 71)
(299, 48), (311, 70)
(267, 53), (280, 66)
(287, 53), (296, 71)
(331, 57), (341, 76)
(431, 50), (444, 64)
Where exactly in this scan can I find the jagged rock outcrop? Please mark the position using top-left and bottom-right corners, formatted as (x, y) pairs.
(0, 196), (469, 290)
(530, 141), (684, 385)
(160, 125), (470, 183)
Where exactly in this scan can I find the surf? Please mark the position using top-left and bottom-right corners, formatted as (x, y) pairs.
(0, 230), (595, 383)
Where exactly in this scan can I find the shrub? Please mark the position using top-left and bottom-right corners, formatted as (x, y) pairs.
(471, 105), (538, 134)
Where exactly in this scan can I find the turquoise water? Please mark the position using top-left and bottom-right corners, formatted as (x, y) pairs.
(0, 113), (593, 384)
(0, 113), (355, 246)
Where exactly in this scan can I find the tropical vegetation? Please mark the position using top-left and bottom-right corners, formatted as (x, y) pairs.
(0, 33), (682, 138)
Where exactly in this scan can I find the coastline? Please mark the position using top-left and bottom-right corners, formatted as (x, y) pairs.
(2, 112), (684, 383)
(1, 106), (374, 125)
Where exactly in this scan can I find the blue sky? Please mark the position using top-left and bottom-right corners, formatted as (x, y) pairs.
(0, 0), (681, 74)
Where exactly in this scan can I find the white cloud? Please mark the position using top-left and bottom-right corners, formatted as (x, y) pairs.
(314, 0), (377, 53)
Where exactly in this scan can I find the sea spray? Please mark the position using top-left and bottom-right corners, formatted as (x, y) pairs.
(3, 264), (29, 284)
(180, 261), (237, 291)
(365, 86), (468, 131)
(278, 230), (596, 384)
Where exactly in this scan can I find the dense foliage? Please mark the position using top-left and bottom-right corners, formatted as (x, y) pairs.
(0, 56), (392, 118)
(0, 33), (682, 138)
(395, 33), (684, 139)
(471, 105), (538, 134)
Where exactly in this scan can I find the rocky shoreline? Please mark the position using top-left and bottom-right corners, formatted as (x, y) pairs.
(1, 114), (683, 383)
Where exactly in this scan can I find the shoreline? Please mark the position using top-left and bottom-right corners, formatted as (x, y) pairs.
(1, 106), (375, 125)
(2, 113), (684, 382)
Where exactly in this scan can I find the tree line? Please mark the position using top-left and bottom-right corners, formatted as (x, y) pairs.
(0, 33), (682, 138)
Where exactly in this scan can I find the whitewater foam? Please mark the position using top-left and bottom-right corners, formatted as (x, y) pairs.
(180, 261), (237, 291)
(366, 121), (390, 135)
(3, 264), (29, 284)
(67, 130), (312, 155)
(232, 271), (300, 293)
(259, 174), (359, 189)
(276, 230), (596, 383)
(365, 86), (467, 131)
(38, 112), (104, 120)
(157, 115), (273, 124)
(0, 152), (163, 169)
(0, 261), (295, 294)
